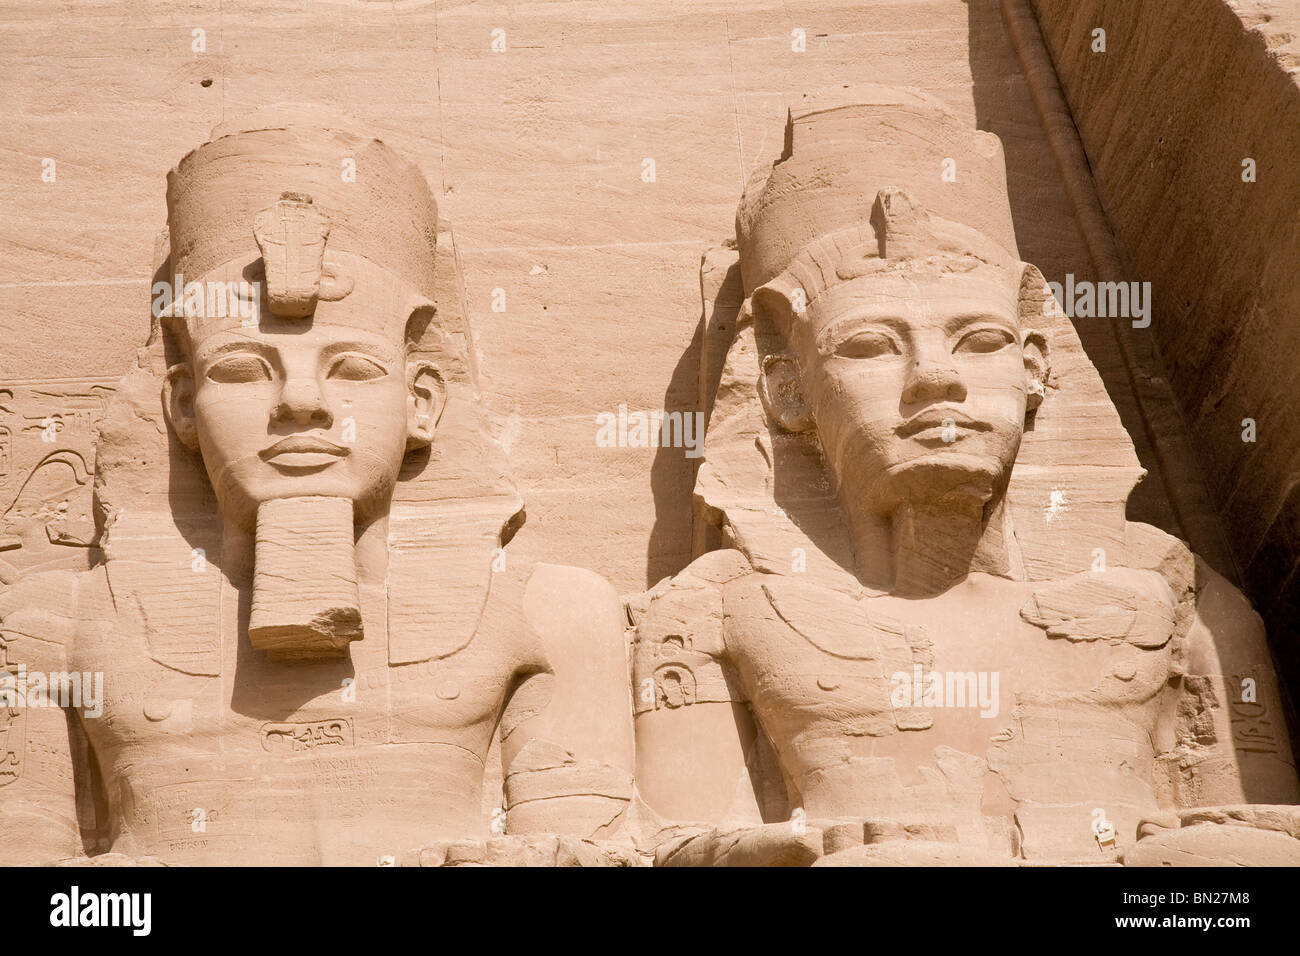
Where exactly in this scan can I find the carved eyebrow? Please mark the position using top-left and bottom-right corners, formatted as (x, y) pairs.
(193, 337), (400, 366)
(194, 339), (276, 363)
(815, 315), (910, 356)
(944, 311), (1018, 336)
(319, 340), (398, 364)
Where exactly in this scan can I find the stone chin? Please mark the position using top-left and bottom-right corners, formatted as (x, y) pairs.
(200, 449), (400, 533)
(866, 451), (1013, 517)
(829, 418), (1022, 517)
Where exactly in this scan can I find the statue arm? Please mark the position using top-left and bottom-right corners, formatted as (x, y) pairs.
(497, 563), (635, 841)
(1169, 556), (1300, 807)
(631, 551), (763, 830)
(1109, 526), (1300, 864)
(629, 551), (832, 866)
(0, 570), (86, 865)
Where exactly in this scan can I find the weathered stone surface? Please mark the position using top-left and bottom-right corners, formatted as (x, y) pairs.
(1030, 0), (1300, 705)
(656, 823), (825, 867)
(1125, 805), (1300, 867)
(1, 0), (1295, 871)
(0, 110), (634, 866)
(631, 91), (1299, 867)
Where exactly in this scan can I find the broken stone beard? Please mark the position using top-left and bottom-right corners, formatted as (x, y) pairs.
(248, 496), (363, 661)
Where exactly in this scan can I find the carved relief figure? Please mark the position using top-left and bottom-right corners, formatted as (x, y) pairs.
(0, 109), (633, 866)
(0, 385), (112, 584)
(0, 450), (96, 581)
(631, 89), (1300, 866)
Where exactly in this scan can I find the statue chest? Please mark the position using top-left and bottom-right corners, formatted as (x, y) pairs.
(68, 610), (527, 863)
(721, 574), (1176, 786)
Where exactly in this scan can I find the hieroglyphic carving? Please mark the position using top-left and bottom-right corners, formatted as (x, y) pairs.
(1228, 670), (1281, 757)
(0, 382), (112, 581)
(0, 667), (24, 786)
(261, 718), (355, 753)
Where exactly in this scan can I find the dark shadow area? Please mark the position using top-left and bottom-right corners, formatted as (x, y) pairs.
(1246, 483), (1300, 772)
(967, 0), (1177, 536)
(644, 315), (705, 589)
(644, 253), (744, 588)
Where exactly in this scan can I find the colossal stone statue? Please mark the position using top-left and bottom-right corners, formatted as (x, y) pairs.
(631, 89), (1300, 866)
(0, 109), (634, 866)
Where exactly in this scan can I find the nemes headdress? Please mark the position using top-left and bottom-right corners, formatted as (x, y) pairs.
(735, 87), (1020, 308)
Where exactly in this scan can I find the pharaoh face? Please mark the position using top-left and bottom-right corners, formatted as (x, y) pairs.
(164, 255), (443, 530)
(764, 262), (1046, 515)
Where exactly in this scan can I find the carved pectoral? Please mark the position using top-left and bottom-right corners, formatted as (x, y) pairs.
(759, 577), (923, 666)
(758, 577), (934, 733)
(1019, 569), (1176, 648)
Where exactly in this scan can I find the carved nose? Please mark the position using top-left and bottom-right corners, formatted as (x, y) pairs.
(901, 355), (966, 407)
(274, 379), (333, 429)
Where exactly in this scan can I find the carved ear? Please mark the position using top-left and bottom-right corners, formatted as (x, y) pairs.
(1022, 330), (1049, 414)
(1017, 264), (1054, 415)
(751, 281), (814, 432)
(406, 359), (446, 450)
(163, 363), (199, 450)
(759, 353), (814, 433)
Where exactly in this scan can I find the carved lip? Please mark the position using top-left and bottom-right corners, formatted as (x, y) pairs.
(259, 435), (350, 462)
(895, 407), (993, 439)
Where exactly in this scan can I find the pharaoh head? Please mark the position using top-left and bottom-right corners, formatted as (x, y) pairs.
(153, 110), (448, 658)
(738, 93), (1051, 520)
(160, 112), (445, 532)
(92, 113), (522, 666)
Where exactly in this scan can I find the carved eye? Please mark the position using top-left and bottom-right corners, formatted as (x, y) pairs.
(954, 327), (1015, 354)
(206, 354), (272, 383)
(327, 354), (387, 381)
(836, 331), (900, 359)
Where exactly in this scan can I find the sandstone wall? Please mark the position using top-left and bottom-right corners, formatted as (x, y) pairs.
(0, 0), (1199, 595)
(1031, 0), (1300, 697)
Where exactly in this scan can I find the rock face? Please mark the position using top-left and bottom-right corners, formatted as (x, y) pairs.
(0, 0), (1211, 595)
(0, 1), (1296, 867)
(1030, 0), (1300, 705)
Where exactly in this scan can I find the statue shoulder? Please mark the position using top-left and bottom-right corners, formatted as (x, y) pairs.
(522, 562), (620, 607)
(1124, 519), (1273, 674)
(1185, 555), (1270, 673)
(516, 561), (628, 684)
(1123, 522), (1300, 807)
(520, 562), (624, 647)
(629, 550), (757, 655)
